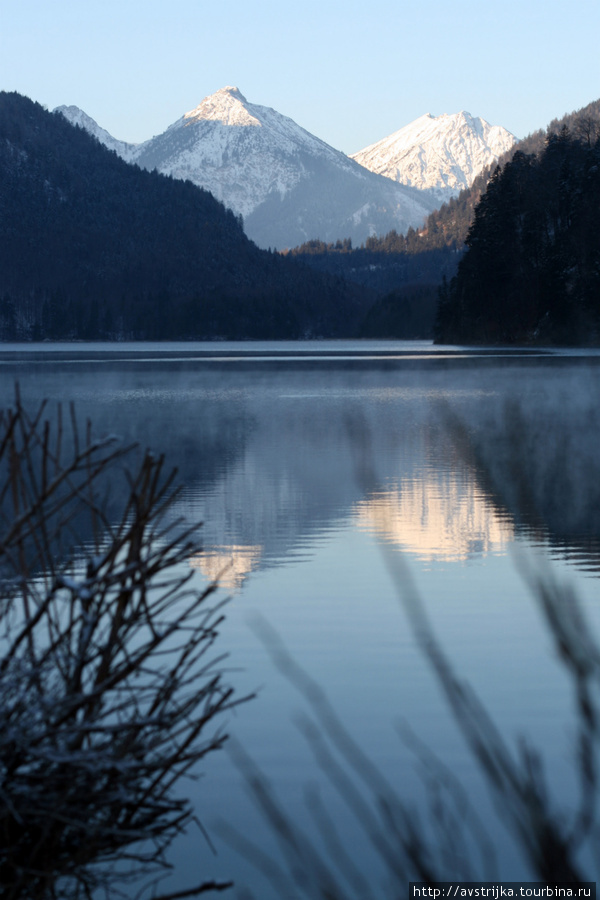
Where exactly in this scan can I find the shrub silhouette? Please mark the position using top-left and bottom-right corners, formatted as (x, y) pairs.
(0, 391), (242, 899)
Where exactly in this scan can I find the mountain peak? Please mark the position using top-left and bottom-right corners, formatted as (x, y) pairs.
(219, 85), (245, 99)
(54, 104), (140, 160)
(183, 85), (258, 128)
(55, 104), (101, 132)
(351, 111), (516, 203)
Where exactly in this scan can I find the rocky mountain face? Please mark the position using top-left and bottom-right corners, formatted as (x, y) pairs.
(351, 111), (516, 205)
(56, 87), (438, 249)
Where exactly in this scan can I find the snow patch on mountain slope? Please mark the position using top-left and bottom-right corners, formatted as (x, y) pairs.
(351, 111), (516, 204)
(54, 105), (141, 162)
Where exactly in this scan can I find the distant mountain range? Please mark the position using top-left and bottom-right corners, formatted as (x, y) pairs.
(351, 111), (516, 205)
(57, 87), (437, 249)
(56, 88), (514, 249)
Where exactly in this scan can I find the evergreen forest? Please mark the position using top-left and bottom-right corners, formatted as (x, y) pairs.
(435, 128), (600, 344)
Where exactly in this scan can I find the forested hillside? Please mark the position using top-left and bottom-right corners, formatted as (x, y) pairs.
(356, 98), (600, 258)
(434, 130), (600, 344)
(0, 92), (369, 340)
(286, 98), (600, 340)
(281, 158), (495, 338)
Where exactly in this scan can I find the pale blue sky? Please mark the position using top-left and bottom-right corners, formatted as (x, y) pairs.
(1, 0), (599, 154)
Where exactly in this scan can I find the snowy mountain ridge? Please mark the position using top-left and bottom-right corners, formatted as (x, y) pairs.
(56, 90), (515, 247)
(56, 87), (437, 248)
(54, 105), (140, 162)
(351, 111), (516, 204)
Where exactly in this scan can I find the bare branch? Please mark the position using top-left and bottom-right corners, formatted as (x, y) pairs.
(0, 390), (245, 898)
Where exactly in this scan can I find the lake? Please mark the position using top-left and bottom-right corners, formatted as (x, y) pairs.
(1, 341), (599, 897)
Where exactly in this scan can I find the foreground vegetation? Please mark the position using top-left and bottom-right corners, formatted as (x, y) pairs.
(0, 393), (243, 898)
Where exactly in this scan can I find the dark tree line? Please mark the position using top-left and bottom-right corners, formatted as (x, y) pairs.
(284, 233), (461, 339)
(434, 128), (600, 345)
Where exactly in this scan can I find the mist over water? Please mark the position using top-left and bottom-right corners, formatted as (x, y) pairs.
(2, 342), (599, 894)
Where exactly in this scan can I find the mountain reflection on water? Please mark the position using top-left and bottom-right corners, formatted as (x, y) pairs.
(188, 366), (599, 580)
(1, 341), (599, 893)
(108, 345), (597, 578)
(355, 475), (513, 562)
(1, 341), (599, 574)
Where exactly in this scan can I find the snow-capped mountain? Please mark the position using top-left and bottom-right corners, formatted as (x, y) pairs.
(351, 111), (516, 205)
(56, 88), (438, 249)
(133, 86), (355, 221)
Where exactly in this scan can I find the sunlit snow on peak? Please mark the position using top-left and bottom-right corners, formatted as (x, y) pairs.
(183, 86), (260, 128)
(351, 110), (516, 204)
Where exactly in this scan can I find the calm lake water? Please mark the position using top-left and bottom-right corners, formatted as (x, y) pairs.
(1, 341), (599, 897)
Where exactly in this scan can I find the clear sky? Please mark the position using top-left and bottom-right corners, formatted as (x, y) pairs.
(1, 0), (599, 155)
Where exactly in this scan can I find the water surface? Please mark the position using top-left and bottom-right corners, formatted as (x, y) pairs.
(1, 341), (599, 895)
